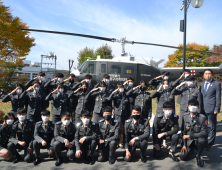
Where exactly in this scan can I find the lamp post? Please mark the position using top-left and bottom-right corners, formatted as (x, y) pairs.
(180, 0), (204, 71)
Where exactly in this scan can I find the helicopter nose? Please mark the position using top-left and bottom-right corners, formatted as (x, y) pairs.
(71, 69), (80, 78)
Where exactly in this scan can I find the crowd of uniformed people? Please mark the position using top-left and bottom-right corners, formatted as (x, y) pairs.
(0, 69), (220, 167)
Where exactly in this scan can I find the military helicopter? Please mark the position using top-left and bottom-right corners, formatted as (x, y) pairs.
(22, 29), (222, 84)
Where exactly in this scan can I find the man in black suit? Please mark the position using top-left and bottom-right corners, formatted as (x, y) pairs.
(199, 69), (221, 151)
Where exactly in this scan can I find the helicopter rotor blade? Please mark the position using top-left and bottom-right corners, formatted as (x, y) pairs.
(133, 41), (220, 56)
(21, 28), (220, 56)
(21, 28), (115, 42)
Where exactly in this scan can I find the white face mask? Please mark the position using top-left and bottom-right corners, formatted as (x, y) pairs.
(40, 77), (45, 81)
(58, 89), (64, 93)
(186, 81), (194, 87)
(163, 85), (168, 90)
(163, 76), (169, 80)
(85, 79), (91, 84)
(57, 78), (63, 83)
(99, 87), (106, 92)
(105, 79), (110, 84)
(18, 115), (26, 121)
(164, 110), (173, 117)
(184, 74), (190, 78)
(119, 88), (124, 93)
(189, 106), (198, 113)
(128, 82), (133, 87)
(42, 116), (49, 122)
(34, 87), (39, 92)
(62, 120), (70, 126)
(16, 89), (22, 94)
(6, 119), (14, 125)
(82, 118), (90, 125)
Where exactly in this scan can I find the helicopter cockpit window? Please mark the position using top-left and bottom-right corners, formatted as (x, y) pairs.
(101, 64), (106, 73)
(111, 65), (121, 74)
(82, 62), (95, 74)
(78, 61), (87, 71)
(124, 66), (134, 75)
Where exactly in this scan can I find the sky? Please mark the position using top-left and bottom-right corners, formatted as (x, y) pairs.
(3, 0), (222, 71)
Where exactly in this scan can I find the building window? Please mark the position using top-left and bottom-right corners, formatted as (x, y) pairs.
(83, 62), (95, 74)
(25, 73), (31, 79)
(101, 64), (106, 73)
(124, 66), (134, 75)
(32, 73), (38, 79)
(111, 65), (121, 74)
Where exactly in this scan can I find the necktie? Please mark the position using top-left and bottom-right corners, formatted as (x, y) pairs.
(84, 127), (87, 134)
(204, 82), (209, 95)
(44, 125), (47, 131)
(21, 123), (24, 129)
(135, 122), (139, 130)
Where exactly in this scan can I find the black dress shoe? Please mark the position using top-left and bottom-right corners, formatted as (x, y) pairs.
(196, 155), (204, 167)
(13, 154), (22, 164)
(88, 156), (95, 165)
(140, 155), (147, 163)
(55, 158), (63, 166)
(169, 152), (180, 162)
(206, 145), (213, 151)
(33, 157), (41, 165)
(109, 157), (115, 165)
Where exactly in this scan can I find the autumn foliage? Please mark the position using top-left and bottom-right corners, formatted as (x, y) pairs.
(164, 43), (219, 67)
(0, 1), (35, 97)
(207, 45), (222, 65)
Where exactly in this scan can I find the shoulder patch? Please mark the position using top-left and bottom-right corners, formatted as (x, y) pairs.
(73, 122), (76, 125)
(184, 112), (189, 116)
(76, 122), (81, 126)
(99, 119), (105, 122)
(92, 122), (95, 125)
(157, 113), (163, 118)
(29, 119), (34, 122)
(56, 121), (61, 124)
(36, 121), (42, 124)
(114, 120), (117, 122)
(174, 114), (178, 117)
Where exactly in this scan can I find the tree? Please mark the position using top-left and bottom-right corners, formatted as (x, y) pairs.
(206, 44), (222, 66)
(77, 47), (94, 68)
(0, 1), (35, 97)
(76, 44), (114, 68)
(94, 43), (114, 59)
(164, 43), (214, 67)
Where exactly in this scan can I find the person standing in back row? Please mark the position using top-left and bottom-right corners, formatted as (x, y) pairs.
(199, 69), (221, 151)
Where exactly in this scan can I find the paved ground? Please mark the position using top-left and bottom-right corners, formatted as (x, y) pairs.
(0, 132), (221, 170)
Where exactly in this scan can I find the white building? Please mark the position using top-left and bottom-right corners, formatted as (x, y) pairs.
(19, 60), (55, 80)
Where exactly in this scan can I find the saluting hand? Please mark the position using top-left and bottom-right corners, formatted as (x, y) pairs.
(180, 73), (185, 79)
(113, 88), (119, 93)
(155, 75), (163, 79)
(10, 87), (19, 95)
(51, 77), (58, 82)
(52, 86), (59, 94)
(2, 120), (7, 127)
(157, 84), (163, 91)
(26, 85), (34, 92)
(91, 88), (99, 92)
(123, 80), (129, 85)
(34, 76), (40, 80)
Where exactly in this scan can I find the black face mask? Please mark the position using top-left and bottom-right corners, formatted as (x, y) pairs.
(132, 115), (141, 120)
(140, 86), (146, 91)
(69, 79), (74, 84)
(104, 115), (112, 121)
(82, 88), (88, 92)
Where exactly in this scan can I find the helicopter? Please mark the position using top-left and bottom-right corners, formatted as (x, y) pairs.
(21, 29), (222, 84)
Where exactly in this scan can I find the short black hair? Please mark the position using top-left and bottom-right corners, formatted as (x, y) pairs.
(17, 108), (26, 114)
(103, 106), (112, 113)
(57, 84), (64, 88)
(56, 73), (64, 78)
(188, 99), (199, 106)
(132, 105), (141, 112)
(183, 69), (191, 73)
(41, 110), (50, 116)
(81, 110), (91, 117)
(127, 77), (134, 81)
(204, 69), (213, 75)
(39, 72), (46, 76)
(162, 71), (170, 76)
(82, 82), (89, 88)
(103, 74), (110, 79)
(70, 74), (75, 78)
(163, 101), (174, 109)
(140, 80), (147, 86)
(61, 112), (70, 118)
(98, 81), (107, 87)
(117, 83), (123, 88)
(185, 75), (195, 81)
(4, 112), (15, 121)
(85, 74), (92, 79)
(16, 84), (24, 91)
(33, 81), (40, 85)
